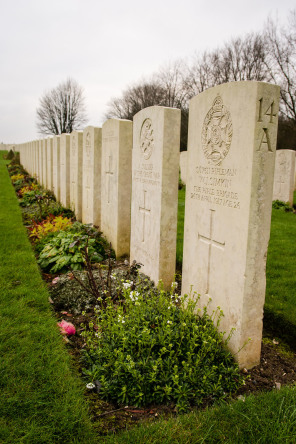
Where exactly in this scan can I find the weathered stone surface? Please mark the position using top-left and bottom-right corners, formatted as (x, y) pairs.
(70, 131), (83, 221)
(46, 138), (53, 192)
(101, 119), (133, 257)
(42, 139), (47, 188)
(52, 136), (61, 201)
(60, 134), (71, 208)
(179, 151), (187, 184)
(273, 149), (295, 206)
(38, 140), (43, 185)
(82, 126), (102, 226)
(130, 106), (181, 289)
(181, 81), (280, 369)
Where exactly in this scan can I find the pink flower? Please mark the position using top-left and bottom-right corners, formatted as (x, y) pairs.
(52, 277), (60, 285)
(58, 320), (76, 336)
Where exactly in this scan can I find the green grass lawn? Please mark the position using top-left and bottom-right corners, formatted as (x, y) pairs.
(0, 153), (96, 443)
(1, 157), (296, 443)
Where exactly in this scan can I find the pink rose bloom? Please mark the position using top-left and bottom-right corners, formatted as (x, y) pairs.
(58, 320), (76, 336)
(52, 277), (60, 285)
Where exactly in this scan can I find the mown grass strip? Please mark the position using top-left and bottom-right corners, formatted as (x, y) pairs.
(264, 208), (296, 345)
(0, 153), (96, 443)
(102, 385), (296, 443)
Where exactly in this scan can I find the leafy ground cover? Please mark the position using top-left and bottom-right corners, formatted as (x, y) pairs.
(0, 152), (96, 443)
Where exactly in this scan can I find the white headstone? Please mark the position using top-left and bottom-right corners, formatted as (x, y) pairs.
(273, 149), (296, 206)
(46, 138), (53, 192)
(60, 134), (70, 208)
(42, 139), (47, 189)
(130, 106), (181, 289)
(101, 119), (133, 257)
(82, 126), (102, 226)
(182, 81), (280, 369)
(38, 140), (43, 185)
(70, 131), (83, 221)
(52, 136), (61, 202)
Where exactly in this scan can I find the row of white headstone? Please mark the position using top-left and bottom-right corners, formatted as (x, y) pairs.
(17, 81), (281, 370)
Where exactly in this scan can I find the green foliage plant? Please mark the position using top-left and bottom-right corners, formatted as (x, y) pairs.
(29, 214), (73, 242)
(38, 229), (104, 273)
(10, 173), (25, 183)
(82, 284), (244, 412)
(272, 199), (293, 212)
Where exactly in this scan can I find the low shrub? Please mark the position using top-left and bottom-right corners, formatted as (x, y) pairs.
(81, 284), (244, 412)
(10, 173), (25, 183)
(29, 214), (73, 242)
(38, 229), (105, 273)
(272, 200), (293, 212)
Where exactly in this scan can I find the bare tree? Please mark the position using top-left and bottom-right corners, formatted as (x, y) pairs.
(105, 80), (167, 122)
(264, 11), (296, 124)
(185, 32), (268, 100)
(36, 78), (88, 135)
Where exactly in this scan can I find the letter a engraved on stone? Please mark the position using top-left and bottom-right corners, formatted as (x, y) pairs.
(257, 98), (276, 153)
(139, 190), (150, 242)
(105, 155), (114, 204)
(198, 209), (225, 295)
(258, 128), (273, 152)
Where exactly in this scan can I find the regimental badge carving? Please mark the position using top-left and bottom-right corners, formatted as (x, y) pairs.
(140, 118), (154, 160)
(85, 132), (91, 157)
(201, 95), (233, 166)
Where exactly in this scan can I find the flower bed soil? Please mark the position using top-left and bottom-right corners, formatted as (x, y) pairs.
(44, 263), (296, 436)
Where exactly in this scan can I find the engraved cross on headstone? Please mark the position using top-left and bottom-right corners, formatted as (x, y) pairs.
(139, 190), (150, 242)
(71, 169), (76, 205)
(198, 209), (225, 295)
(105, 155), (114, 204)
(86, 174), (91, 210)
(277, 175), (285, 194)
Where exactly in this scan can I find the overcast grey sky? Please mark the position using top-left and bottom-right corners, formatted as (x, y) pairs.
(0, 0), (294, 143)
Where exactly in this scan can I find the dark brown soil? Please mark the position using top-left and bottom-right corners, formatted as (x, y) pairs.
(45, 265), (296, 436)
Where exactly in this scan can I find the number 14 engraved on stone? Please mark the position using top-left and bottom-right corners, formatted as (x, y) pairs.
(257, 98), (277, 152)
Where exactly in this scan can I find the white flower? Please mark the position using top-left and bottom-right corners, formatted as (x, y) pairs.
(167, 320), (172, 325)
(171, 281), (178, 289)
(129, 291), (139, 301)
(86, 383), (95, 389)
(118, 315), (125, 324)
(123, 281), (132, 289)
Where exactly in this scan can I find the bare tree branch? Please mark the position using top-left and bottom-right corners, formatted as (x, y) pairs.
(36, 78), (88, 135)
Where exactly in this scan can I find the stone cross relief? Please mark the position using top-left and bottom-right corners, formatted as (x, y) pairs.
(71, 169), (76, 204)
(105, 155), (114, 204)
(139, 190), (150, 242)
(198, 209), (225, 296)
(85, 173), (91, 210)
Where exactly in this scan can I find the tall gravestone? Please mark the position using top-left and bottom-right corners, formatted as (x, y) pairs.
(273, 149), (295, 206)
(42, 139), (47, 189)
(60, 134), (71, 208)
(52, 136), (61, 202)
(130, 106), (181, 289)
(34, 141), (39, 180)
(82, 126), (102, 226)
(101, 119), (133, 257)
(46, 138), (53, 192)
(182, 81), (280, 369)
(70, 131), (83, 221)
(38, 140), (43, 185)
